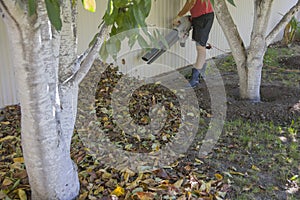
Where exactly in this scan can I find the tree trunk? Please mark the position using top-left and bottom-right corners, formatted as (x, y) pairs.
(0, 1), (79, 199)
(239, 0), (273, 101)
(214, 0), (273, 102)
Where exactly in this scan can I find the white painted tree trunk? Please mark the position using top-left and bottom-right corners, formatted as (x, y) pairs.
(0, 1), (108, 199)
(214, 0), (300, 101)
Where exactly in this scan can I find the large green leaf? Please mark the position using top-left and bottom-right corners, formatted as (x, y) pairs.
(133, 3), (146, 28)
(106, 37), (121, 57)
(101, 0), (153, 60)
(28, 0), (37, 16)
(113, 0), (129, 8)
(45, 0), (62, 31)
(103, 0), (118, 25)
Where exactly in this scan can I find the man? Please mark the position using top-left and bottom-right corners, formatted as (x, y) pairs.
(173, 0), (214, 87)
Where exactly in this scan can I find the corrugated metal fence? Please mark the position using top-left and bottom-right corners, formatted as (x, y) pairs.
(0, 0), (299, 108)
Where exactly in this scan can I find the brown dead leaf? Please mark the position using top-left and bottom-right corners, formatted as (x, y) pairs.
(133, 191), (155, 200)
(2, 178), (13, 186)
(14, 170), (28, 179)
(153, 168), (170, 179)
(78, 191), (88, 200)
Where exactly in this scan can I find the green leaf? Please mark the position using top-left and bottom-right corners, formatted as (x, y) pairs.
(45, 0), (62, 31)
(141, 0), (152, 18)
(103, 0), (118, 25)
(114, 0), (129, 8)
(227, 0), (236, 6)
(82, 0), (96, 12)
(106, 37), (121, 58)
(100, 41), (108, 61)
(137, 35), (149, 49)
(133, 4), (146, 28)
(128, 34), (138, 48)
(28, 0), (37, 16)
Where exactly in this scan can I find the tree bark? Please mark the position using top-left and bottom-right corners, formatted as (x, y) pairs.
(0, 1), (79, 199)
(241, 0), (273, 101)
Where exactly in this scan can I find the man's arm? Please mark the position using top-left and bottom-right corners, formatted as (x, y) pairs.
(177, 0), (197, 17)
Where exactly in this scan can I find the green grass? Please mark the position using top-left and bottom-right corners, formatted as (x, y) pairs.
(211, 119), (300, 199)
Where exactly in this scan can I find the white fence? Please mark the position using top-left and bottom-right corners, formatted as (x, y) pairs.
(0, 0), (299, 108)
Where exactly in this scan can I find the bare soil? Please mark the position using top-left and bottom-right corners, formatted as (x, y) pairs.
(194, 42), (300, 125)
(195, 80), (300, 125)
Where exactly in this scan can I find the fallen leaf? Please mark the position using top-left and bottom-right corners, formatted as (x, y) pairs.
(0, 121), (10, 125)
(111, 186), (125, 197)
(206, 113), (213, 118)
(13, 157), (24, 163)
(0, 191), (7, 199)
(173, 179), (184, 188)
(229, 171), (245, 176)
(18, 189), (27, 200)
(14, 170), (28, 179)
(133, 191), (155, 200)
(184, 165), (191, 171)
(242, 184), (253, 192)
(0, 135), (15, 142)
(153, 168), (169, 179)
(278, 136), (287, 143)
(251, 165), (261, 172)
(78, 191), (88, 200)
(290, 175), (299, 181)
(2, 178), (13, 186)
(214, 173), (223, 181)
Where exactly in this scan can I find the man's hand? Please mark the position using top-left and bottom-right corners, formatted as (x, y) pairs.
(173, 16), (181, 27)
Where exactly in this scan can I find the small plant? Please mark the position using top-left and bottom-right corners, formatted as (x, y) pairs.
(283, 16), (300, 45)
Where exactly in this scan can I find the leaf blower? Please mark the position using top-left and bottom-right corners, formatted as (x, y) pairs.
(142, 16), (192, 64)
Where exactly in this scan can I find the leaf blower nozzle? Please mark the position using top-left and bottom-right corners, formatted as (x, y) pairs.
(142, 16), (192, 64)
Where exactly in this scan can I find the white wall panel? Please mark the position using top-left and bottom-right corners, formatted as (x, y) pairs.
(0, 0), (299, 107)
(0, 18), (18, 108)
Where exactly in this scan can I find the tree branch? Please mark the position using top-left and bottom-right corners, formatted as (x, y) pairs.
(266, 0), (300, 46)
(63, 23), (110, 87)
(58, 0), (78, 83)
(251, 0), (274, 38)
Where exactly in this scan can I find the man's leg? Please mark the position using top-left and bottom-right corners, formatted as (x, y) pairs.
(188, 45), (207, 88)
(195, 45), (206, 70)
